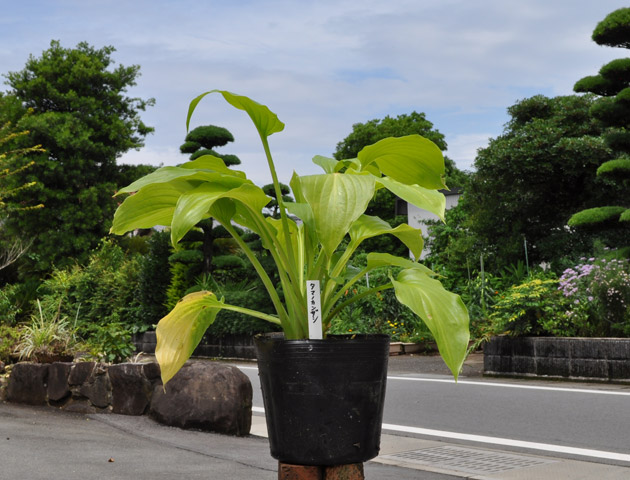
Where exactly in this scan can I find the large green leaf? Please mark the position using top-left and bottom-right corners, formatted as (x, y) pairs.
(350, 215), (424, 260)
(116, 165), (242, 196)
(366, 252), (436, 276)
(358, 135), (446, 190)
(115, 166), (197, 195)
(391, 269), (470, 380)
(155, 291), (223, 385)
(299, 173), (375, 259)
(180, 155), (246, 178)
(187, 90), (284, 139)
(378, 176), (446, 222)
(171, 181), (268, 245)
(312, 155), (343, 174)
(110, 180), (192, 235)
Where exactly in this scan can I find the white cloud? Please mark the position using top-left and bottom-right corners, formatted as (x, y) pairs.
(3, 0), (628, 187)
(445, 134), (494, 172)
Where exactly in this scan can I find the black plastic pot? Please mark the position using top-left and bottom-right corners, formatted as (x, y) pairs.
(254, 333), (389, 466)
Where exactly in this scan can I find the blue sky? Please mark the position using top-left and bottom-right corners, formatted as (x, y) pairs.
(1, 1), (627, 185)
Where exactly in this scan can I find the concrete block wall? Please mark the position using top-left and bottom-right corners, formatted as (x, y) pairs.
(134, 331), (257, 359)
(484, 337), (630, 382)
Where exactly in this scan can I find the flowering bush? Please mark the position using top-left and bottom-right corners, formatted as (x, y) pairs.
(489, 273), (575, 336)
(559, 257), (630, 336)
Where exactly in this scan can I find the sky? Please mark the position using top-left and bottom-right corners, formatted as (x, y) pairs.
(1, 1), (627, 186)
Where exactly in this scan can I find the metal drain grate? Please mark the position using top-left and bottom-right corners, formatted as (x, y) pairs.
(380, 445), (557, 475)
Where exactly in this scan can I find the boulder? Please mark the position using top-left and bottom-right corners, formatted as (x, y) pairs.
(6, 363), (49, 405)
(142, 362), (161, 382)
(150, 362), (252, 436)
(62, 398), (101, 414)
(108, 363), (153, 415)
(78, 363), (111, 408)
(47, 362), (73, 402)
(68, 362), (96, 385)
(0, 375), (8, 401)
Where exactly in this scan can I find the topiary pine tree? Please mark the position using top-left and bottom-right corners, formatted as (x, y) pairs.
(570, 7), (630, 254)
(178, 125), (242, 274)
(180, 125), (241, 166)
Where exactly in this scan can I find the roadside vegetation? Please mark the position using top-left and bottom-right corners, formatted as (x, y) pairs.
(2, 9), (630, 366)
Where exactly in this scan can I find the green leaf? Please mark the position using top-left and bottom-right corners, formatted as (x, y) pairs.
(366, 252), (436, 276)
(391, 269), (470, 380)
(110, 181), (192, 234)
(350, 215), (424, 259)
(312, 155), (343, 174)
(115, 166), (196, 195)
(299, 173), (375, 259)
(180, 155), (246, 178)
(378, 176), (446, 221)
(171, 181), (268, 245)
(358, 135), (446, 190)
(187, 90), (284, 139)
(116, 165), (241, 196)
(155, 291), (223, 385)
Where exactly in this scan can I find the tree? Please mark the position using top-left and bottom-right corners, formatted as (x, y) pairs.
(2, 40), (154, 274)
(262, 182), (292, 218)
(179, 125), (242, 273)
(570, 7), (630, 254)
(180, 124), (242, 166)
(334, 111), (467, 187)
(0, 112), (44, 271)
(463, 94), (612, 270)
(333, 111), (468, 256)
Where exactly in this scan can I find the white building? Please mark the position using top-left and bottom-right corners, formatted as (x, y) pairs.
(396, 188), (462, 259)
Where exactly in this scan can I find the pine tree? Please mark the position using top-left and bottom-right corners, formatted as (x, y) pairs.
(569, 8), (630, 254)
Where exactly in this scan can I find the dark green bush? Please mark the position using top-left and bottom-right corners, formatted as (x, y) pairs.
(328, 265), (433, 343)
(204, 279), (279, 336)
(136, 231), (171, 328)
(0, 324), (20, 363)
(33, 239), (143, 361)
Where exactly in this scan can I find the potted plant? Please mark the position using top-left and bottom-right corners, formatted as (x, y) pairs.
(110, 90), (469, 465)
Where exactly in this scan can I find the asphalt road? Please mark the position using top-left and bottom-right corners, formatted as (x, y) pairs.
(235, 353), (630, 467)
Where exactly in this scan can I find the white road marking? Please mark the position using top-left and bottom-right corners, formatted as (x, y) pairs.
(251, 406), (630, 463)
(238, 365), (630, 396)
(387, 376), (630, 396)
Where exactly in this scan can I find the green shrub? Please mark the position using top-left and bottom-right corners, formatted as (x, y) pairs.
(81, 322), (135, 363)
(14, 299), (78, 362)
(328, 266), (433, 343)
(0, 283), (22, 326)
(489, 273), (573, 337)
(34, 239), (144, 361)
(203, 278), (279, 337)
(0, 324), (20, 363)
(136, 231), (171, 328)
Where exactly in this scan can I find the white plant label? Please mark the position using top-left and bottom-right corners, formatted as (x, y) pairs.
(307, 280), (323, 339)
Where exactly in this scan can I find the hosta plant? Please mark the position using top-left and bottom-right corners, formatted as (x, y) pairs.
(111, 90), (470, 384)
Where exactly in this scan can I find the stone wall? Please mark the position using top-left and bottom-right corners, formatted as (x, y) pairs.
(3, 360), (253, 436)
(135, 331), (257, 359)
(484, 336), (630, 382)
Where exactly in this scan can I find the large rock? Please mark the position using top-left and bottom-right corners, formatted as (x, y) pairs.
(150, 362), (252, 436)
(68, 362), (96, 385)
(108, 363), (153, 415)
(47, 362), (73, 402)
(6, 363), (49, 405)
(78, 363), (111, 409)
